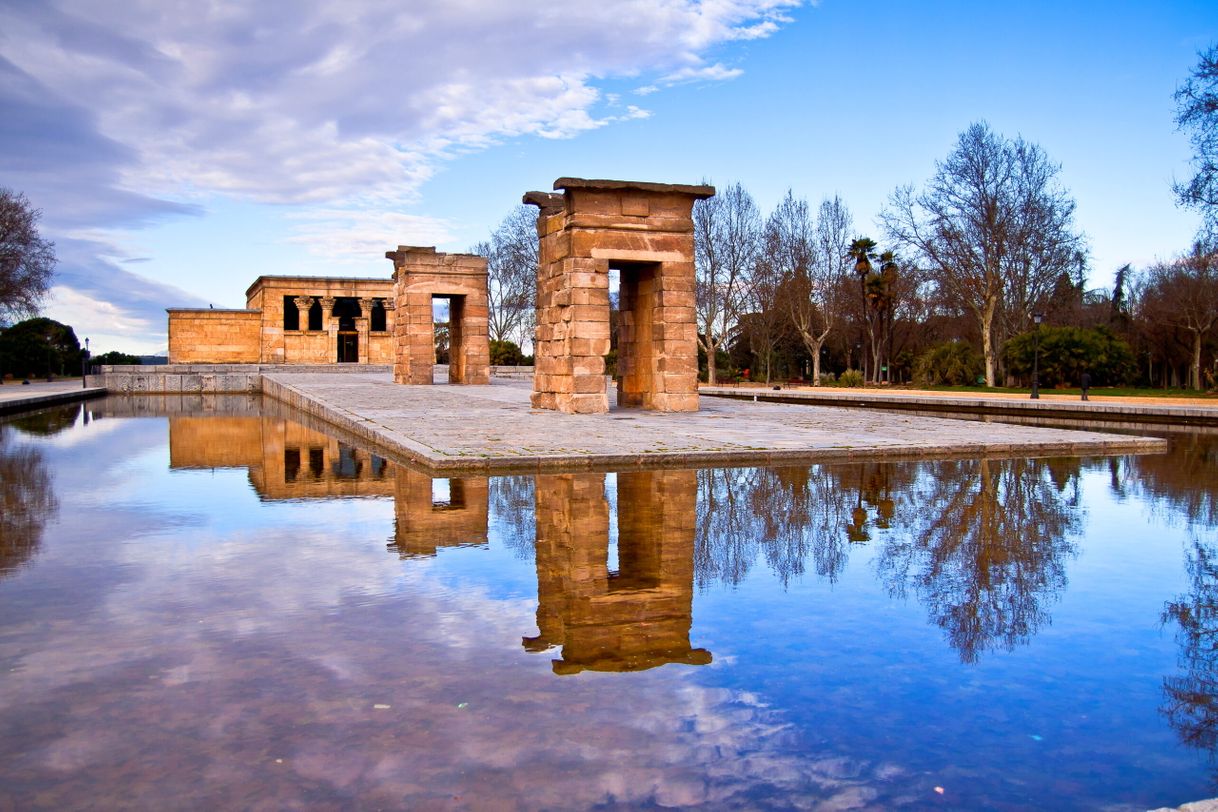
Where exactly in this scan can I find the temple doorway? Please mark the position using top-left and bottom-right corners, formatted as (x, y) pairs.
(337, 332), (358, 363)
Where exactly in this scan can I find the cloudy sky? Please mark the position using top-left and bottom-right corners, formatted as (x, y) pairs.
(3, 0), (1216, 354)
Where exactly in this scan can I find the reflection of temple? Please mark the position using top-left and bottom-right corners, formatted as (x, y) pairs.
(525, 471), (711, 674)
(169, 416), (395, 500)
(388, 470), (488, 557)
(167, 417), (488, 557)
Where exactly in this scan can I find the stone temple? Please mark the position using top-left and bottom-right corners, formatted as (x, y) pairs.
(165, 177), (713, 415)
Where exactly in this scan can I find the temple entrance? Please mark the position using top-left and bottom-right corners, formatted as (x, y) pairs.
(385, 246), (490, 386)
(523, 178), (713, 414)
(337, 332), (358, 363)
(611, 261), (661, 408)
(432, 295), (468, 384)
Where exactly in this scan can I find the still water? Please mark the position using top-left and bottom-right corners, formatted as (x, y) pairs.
(0, 396), (1215, 810)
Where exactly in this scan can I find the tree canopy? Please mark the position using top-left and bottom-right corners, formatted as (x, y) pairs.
(0, 318), (82, 379)
(0, 188), (56, 323)
(1175, 44), (1218, 244)
(881, 122), (1085, 386)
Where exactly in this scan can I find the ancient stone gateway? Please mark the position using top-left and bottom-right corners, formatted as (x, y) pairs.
(524, 178), (715, 414)
(386, 246), (490, 386)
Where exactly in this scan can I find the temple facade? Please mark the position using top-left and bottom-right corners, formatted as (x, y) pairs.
(168, 276), (397, 365)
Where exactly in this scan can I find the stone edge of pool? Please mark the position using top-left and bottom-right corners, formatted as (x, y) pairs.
(257, 373), (1168, 475)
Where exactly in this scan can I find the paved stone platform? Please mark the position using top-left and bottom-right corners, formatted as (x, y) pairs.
(260, 371), (1167, 473)
(0, 380), (105, 414)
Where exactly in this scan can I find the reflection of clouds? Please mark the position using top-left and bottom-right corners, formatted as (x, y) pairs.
(1, 498), (914, 808)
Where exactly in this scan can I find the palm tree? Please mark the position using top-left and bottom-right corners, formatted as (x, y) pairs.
(847, 238), (878, 378)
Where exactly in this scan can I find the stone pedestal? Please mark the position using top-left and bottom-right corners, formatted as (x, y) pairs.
(523, 178), (713, 414)
(386, 246), (490, 385)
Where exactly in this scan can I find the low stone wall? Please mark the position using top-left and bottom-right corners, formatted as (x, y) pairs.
(93, 364), (392, 394)
(491, 365), (534, 379)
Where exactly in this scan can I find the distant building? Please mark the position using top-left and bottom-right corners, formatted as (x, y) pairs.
(167, 276), (395, 365)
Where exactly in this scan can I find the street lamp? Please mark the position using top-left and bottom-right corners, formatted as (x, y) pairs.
(1031, 313), (1043, 400)
(81, 337), (89, 389)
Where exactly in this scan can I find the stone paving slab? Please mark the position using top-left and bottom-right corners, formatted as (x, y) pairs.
(261, 371), (1167, 473)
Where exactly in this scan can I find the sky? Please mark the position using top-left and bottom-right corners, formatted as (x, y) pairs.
(2, 0), (1216, 354)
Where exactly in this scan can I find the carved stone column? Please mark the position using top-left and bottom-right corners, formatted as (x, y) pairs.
(320, 296), (337, 359)
(357, 297), (375, 364)
(293, 296), (313, 331)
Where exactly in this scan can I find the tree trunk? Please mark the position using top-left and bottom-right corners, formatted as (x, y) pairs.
(980, 299), (997, 387)
(1192, 329), (1203, 391)
(811, 339), (823, 385)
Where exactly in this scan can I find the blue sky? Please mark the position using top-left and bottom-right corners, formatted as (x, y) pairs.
(2, 0), (1215, 354)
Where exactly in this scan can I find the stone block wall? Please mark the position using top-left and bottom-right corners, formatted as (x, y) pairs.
(386, 246), (490, 385)
(524, 178), (712, 414)
(167, 309), (262, 364)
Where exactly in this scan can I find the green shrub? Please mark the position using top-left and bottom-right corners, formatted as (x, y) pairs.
(914, 341), (984, 386)
(1002, 325), (1135, 386)
(489, 339), (527, 366)
(838, 369), (865, 387)
(818, 372), (837, 385)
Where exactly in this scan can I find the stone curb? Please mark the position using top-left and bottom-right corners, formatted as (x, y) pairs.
(701, 387), (1218, 425)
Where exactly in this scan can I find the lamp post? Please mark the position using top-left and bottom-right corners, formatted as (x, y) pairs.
(81, 337), (89, 389)
(1031, 313), (1043, 400)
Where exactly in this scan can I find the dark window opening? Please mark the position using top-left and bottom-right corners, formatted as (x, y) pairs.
(332, 444), (362, 479)
(333, 297), (361, 331)
(284, 448), (301, 482)
(370, 300), (387, 332)
(283, 296), (300, 331)
(308, 448), (325, 477)
(369, 454), (387, 478)
(308, 300), (323, 331)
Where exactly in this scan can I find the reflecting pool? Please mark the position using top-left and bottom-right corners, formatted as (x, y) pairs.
(1, 396), (1216, 809)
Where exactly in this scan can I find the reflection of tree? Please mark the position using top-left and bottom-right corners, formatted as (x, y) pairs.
(489, 475), (535, 561)
(8, 403), (80, 437)
(877, 458), (1081, 663)
(1163, 539), (1218, 771)
(695, 465), (863, 588)
(0, 425), (57, 577)
(1130, 433), (1218, 531)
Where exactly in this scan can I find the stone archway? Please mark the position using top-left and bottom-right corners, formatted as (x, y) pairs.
(386, 246), (490, 385)
(523, 178), (714, 414)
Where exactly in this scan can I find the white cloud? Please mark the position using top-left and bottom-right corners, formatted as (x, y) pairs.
(46, 284), (153, 340)
(286, 208), (457, 264)
(1, 0), (800, 207)
(0, 0), (801, 344)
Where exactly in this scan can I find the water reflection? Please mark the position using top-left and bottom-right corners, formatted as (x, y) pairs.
(0, 422), (58, 577)
(7, 402), (83, 437)
(1164, 538), (1218, 775)
(528, 472), (711, 674)
(877, 457), (1081, 663)
(389, 471), (488, 557)
(1152, 432), (1218, 773)
(6, 399), (1218, 807)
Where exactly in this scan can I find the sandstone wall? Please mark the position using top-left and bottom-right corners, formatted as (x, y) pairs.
(167, 309), (262, 364)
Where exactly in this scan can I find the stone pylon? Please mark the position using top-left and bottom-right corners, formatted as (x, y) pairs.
(523, 178), (714, 414)
(386, 246), (490, 385)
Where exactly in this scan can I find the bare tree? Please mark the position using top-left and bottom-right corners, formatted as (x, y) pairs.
(745, 218), (793, 384)
(1175, 44), (1218, 244)
(1140, 245), (1218, 390)
(781, 193), (852, 385)
(694, 183), (759, 384)
(0, 189), (55, 323)
(881, 122), (1084, 386)
(478, 205), (538, 347)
